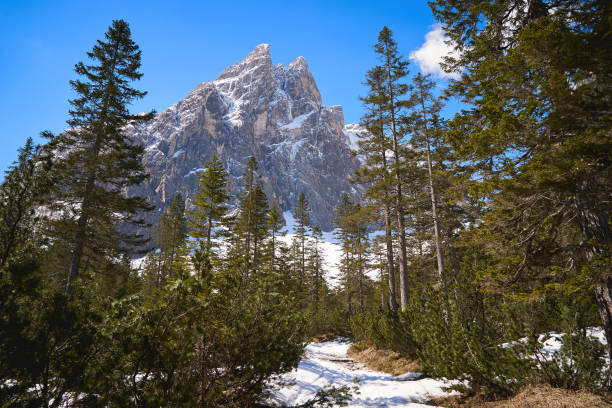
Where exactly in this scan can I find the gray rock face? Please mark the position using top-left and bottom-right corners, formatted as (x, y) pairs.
(126, 44), (361, 232)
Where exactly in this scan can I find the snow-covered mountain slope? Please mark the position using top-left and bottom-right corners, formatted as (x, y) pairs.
(125, 44), (362, 234)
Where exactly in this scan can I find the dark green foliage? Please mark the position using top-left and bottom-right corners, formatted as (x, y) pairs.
(0, 259), (101, 407)
(293, 192), (311, 289)
(189, 154), (230, 247)
(142, 194), (188, 299)
(293, 385), (356, 408)
(48, 19), (153, 296)
(0, 23), (309, 408)
(267, 201), (285, 272)
(350, 310), (417, 357)
(188, 154), (231, 280)
(0, 138), (51, 270)
(228, 157), (270, 281)
(429, 0), (612, 363)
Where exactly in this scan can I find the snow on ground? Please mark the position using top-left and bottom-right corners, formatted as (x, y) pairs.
(268, 339), (457, 407)
(280, 211), (385, 288)
(502, 327), (609, 367)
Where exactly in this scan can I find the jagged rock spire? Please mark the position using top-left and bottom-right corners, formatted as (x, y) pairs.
(125, 44), (361, 232)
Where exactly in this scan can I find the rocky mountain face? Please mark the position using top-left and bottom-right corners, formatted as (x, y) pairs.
(126, 44), (361, 232)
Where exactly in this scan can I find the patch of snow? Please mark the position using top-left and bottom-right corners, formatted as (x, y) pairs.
(171, 149), (185, 159)
(280, 211), (381, 288)
(268, 339), (457, 407)
(343, 123), (363, 152)
(290, 139), (307, 160)
(281, 111), (315, 130)
(184, 168), (205, 178)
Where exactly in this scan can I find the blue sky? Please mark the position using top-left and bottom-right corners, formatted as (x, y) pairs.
(0, 0), (459, 174)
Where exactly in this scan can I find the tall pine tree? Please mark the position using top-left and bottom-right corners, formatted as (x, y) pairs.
(50, 20), (153, 296)
(374, 27), (412, 310)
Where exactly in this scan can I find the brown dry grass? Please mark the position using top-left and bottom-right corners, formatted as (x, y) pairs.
(310, 333), (338, 343)
(430, 384), (611, 408)
(346, 340), (421, 376)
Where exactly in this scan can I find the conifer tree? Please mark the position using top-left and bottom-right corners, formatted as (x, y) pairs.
(335, 193), (355, 313)
(431, 0), (612, 361)
(374, 26), (412, 310)
(308, 225), (324, 313)
(0, 138), (50, 269)
(410, 73), (445, 281)
(151, 193), (187, 285)
(50, 20), (153, 297)
(267, 201), (285, 271)
(189, 154), (230, 248)
(355, 66), (399, 312)
(335, 194), (371, 313)
(231, 157), (269, 280)
(293, 192), (311, 286)
(189, 154), (230, 278)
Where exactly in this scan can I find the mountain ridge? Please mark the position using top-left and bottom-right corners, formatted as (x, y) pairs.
(125, 44), (363, 232)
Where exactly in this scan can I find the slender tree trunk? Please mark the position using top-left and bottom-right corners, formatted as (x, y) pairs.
(383, 205), (398, 312)
(379, 253), (386, 309)
(419, 91), (445, 280)
(66, 167), (96, 297)
(357, 236), (364, 311)
(314, 237), (320, 313)
(576, 181), (612, 367)
(206, 214), (212, 250)
(384, 62), (410, 310)
(301, 233), (306, 285)
(378, 124), (398, 312)
(271, 230), (276, 271)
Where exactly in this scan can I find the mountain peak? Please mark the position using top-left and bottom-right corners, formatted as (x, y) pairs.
(289, 56), (308, 71)
(127, 45), (360, 231)
(249, 43), (271, 56)
(216, 43), (272, 81)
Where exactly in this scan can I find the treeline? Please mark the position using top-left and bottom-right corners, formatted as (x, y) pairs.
(0, 20), (351, 407)
(329, 0), (611, 399)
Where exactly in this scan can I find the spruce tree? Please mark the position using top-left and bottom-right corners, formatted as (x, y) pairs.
(267, 201), (285, 271)
(308, 225), (324, 313)
(151, 193), (187, 285)
(189, 154), (230, 248)
(410, 73), (445, 282)
(355, 65), (399, 312)
(374, 26), (412, 310)
(293, 192), (311, 287)
(231, 157), (269, 280)
(0, 138), (50, 269)
(50, 20), (153, 297)
(335, 193), (356, 314)
(430, 0), (612, 362)
(189, 154), (230, 278)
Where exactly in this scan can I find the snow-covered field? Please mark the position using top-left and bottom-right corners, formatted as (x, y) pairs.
(268, 339), (457, 407)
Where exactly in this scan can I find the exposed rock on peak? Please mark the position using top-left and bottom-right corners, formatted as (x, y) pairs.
(126, 44), (360, 232)
(289, 56), (308, 70)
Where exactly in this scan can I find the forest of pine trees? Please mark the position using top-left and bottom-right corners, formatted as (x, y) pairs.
(0, 0), (610, 406)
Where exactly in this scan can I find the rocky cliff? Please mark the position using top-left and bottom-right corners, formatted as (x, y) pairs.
(126, 44), (361, 231)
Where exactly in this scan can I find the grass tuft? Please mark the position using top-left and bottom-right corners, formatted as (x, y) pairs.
(347, 340), (421, 376)
(430, 384), (611, 407)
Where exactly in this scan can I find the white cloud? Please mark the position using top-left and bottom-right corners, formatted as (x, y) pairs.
(409, 24), (459, 79)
